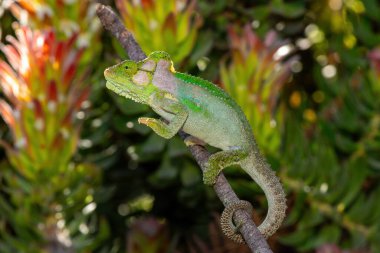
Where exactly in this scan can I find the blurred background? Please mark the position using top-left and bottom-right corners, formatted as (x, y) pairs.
(0, 0), (380, 252)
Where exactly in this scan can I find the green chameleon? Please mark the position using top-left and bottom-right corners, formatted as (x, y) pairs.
(104, 51), (286, 243)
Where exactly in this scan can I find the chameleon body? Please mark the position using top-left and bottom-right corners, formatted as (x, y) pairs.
(104, 51), (286, 242)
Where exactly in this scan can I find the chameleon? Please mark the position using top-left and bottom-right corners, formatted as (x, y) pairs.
(104, 51), (287, 243)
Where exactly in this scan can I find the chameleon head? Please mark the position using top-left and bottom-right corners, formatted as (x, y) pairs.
(104, 51), (174, 104)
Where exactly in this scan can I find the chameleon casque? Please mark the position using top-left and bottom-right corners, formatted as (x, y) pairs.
(104, 51), (287, 243)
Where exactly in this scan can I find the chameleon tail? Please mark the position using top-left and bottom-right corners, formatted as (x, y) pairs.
(221, 152), (287, 242)
(243, 152), (287, 237)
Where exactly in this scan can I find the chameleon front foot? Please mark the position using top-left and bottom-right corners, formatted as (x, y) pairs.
(138, 117), (174, 139)
(220, 200), (253, 244)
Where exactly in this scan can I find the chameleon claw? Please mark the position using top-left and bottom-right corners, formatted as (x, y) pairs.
(138, 117), (150, 125)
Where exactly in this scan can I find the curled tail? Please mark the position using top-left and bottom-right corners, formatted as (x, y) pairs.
(221, 153), (286, 243)
(242, 153), (287, 237)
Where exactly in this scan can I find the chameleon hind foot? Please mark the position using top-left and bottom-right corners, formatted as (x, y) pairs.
(203, 149), (248, 185)
(220, 200), (253, 244)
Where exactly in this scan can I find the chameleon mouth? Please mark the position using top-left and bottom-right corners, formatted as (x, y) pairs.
(105, 80), (145, 104)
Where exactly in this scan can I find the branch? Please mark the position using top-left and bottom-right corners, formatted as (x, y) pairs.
(96, 4), (273, 253)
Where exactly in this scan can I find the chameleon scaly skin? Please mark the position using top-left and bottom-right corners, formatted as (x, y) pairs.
(104, 51), (287, 241)
(220, 200), (253, 243)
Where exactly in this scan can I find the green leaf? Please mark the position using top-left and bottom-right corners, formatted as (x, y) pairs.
(112, 115), (136, 134)
(113, 95), (149, 115)
(298, 225), (341, 251)
(138, 133), (167, 155)
(180, 163), (201, 186)
(362, 0), (380, 21)
(284, 192), (307, 226)
(298, 207), (324, 229)
(279, 227), (313, 246)
(111, 38), (129, 59)
(148, 156), (178, 187)
(94, 186), (116, 203)
(353, 18), (380, 47)
(334, 133), (357, 153)
(368, 157), (380, 171)
(337, 159), (366, 206)
(189, 30), (214, 67)
(270, 2), (305, 18)
(167, 136), (188, 157)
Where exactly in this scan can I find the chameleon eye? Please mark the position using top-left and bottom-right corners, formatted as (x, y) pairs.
(123, 61), (137, 74)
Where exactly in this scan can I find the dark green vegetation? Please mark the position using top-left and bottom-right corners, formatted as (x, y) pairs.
(1, 0), (380, 253)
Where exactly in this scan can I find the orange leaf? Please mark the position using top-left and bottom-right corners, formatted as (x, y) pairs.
(73, 87), (90, 110)
(0, 45), (20, 71)
(33, 99), (44, 119)
(0, 100), (15, 128)
(141, 0), (154, 8)
(162, 13), (176, 35)
(63, 63), (76, 85)
(55, 42), (64, 64)
(47, 80), (58, 101)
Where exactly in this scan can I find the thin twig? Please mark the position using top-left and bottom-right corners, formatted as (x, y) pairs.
(96, 4), (273, 253)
